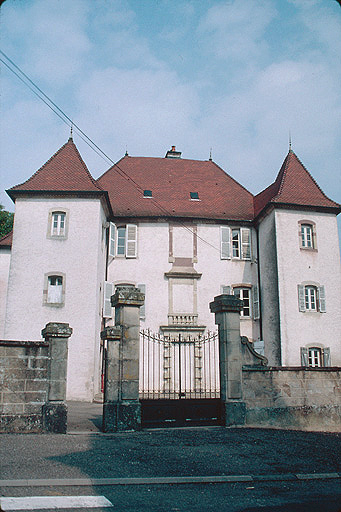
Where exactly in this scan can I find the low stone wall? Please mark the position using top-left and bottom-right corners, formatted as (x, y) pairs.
(242, 367), (341, 432)
(0, 340), (49, 432)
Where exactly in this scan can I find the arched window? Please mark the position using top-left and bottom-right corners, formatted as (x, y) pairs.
(298, 220), (317, 250)
(47, 209), (69, 239)
(43, 272), (65, 306)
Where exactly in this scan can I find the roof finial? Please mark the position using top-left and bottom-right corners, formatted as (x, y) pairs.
(69, 121), (73, 141)
(289, 131), (292, 152)
(125, 146), (129, 157)
(209, 147), (212, 161)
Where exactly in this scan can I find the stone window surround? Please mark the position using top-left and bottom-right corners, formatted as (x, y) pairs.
(43, 271), (66, 307)
(298, 219), (317, 252)
(47, 208), (69, 240)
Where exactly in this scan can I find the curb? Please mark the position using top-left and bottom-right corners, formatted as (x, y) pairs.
(0, 473), (340, 487)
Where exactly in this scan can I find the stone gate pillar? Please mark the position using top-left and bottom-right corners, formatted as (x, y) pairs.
(101, 285), (144, 432)
(209, 295), (246, 426)
(41, 322), (72, 433)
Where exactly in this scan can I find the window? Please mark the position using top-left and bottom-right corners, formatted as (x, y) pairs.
(298, 284), (326, 312)
(233, 287), (251, 317)
(220, 227), (251, 260)
(190, 192), (199, 200)
(143, 190), (152, 197)
(43, 273), (65, 306)
(299, 221), (316, 250)
(47, 209), (69, 239)
(109, 223), (137, 258)
(301, 347), (331, 367)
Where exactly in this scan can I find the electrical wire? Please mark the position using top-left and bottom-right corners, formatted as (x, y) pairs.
(0, 50), (248, 254)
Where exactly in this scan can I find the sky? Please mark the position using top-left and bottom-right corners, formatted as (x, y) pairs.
(0, 0), (340, 235)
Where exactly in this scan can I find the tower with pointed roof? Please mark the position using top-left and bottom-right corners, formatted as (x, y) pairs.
(255, 149), (341, 366)
(4, 137), (111, 400)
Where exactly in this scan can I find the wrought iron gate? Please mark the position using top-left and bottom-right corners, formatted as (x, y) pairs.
(139, 330), (222, 427)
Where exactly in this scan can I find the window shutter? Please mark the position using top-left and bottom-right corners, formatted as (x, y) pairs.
(126, 224), (137, 258)
(252, 285), (260, 320)
(298, 285), (306, 312)
(318, 285), (326, 313)
(300, 347), (308, 366)
(221, 285), (231, 295)
(220, 226), (231, 259)
(241, 228), (251, 260)
(138, 284), (146, 319)
(109, 223), (116, 258)
(103, 281), (113, 318)
(322, 347), (331, 367)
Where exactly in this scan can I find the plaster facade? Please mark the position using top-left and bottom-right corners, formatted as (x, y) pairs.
(1, 140), (340, 403)
(4, 197), (106, 400)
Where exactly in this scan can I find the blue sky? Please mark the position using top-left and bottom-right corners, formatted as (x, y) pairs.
(1, 0), (340, 232)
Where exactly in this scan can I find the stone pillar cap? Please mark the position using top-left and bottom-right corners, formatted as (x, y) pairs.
(41, 322), (73, 339)
(101, 326), (121, 340)
(209, 294), (243, 314)
(111, 285), (145, 308)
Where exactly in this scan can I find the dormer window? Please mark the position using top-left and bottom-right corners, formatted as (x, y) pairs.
(190, 192), (199, 200)
(143, 190), (152, 198)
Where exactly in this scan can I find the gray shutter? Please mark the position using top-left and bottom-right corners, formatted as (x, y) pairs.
(138, 283), (146, 319)
(252, 285), (260, 320)
(298, 285), (306, 312)
(221, 285), (231, 295)
(300, 347), (308, 366)
(220, 226), (231, 259)
(109, 223), (116, 258)
(318, 285), (326, 313)
(322, 347), (331, 367)
(103, 282), (113, 318)
(241, 228), (251, 260)
(126, 224), (137, 258)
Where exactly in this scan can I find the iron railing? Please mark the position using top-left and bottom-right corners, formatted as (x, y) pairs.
(139, 330), (220, 400)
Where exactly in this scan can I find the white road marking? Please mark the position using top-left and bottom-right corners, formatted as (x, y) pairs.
(0, 495), (113, 510)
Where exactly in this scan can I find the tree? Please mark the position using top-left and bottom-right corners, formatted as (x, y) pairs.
(0, 205), (14, 238)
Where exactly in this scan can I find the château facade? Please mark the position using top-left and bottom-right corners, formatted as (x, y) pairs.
(1, 139), (340, 401)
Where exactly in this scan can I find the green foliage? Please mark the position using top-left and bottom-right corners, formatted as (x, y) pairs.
(0, 204), (14, 238)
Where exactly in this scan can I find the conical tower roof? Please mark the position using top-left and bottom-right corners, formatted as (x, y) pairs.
(7, 138), (103, 200)
(254, 150), (340, 218)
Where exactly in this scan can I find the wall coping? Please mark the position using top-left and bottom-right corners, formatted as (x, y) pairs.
(0, 340), (49, 347)
(243, 366), (340, 372)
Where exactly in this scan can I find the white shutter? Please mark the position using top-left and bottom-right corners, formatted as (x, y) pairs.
(318, 285), (326, 313)
(126, 224), (137, 258)
(103, 281), (113, 318)
(220, 226), (231, 259)
(241, 228), (251, 260)
(138, 284), (146, 319)
(221, 285), (231, 295)
(300, 347), (308, 366)
(252, 285), (260, 320)
(322, 347), (331, 367)
(298, 285), (306, 312)
(109, 223), (116, 258)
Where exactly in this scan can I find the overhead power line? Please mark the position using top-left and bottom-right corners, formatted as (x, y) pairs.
(0, 50), (234, 254)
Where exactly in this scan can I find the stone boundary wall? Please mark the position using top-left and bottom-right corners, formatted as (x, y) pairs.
(0, 340), (49, 433)
(242, 367), (341, 432)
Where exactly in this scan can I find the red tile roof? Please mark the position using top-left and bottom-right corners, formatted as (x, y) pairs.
(0, 230), (13, 247)
(97, 156), (254, 220)
(7, 138), (103, 198)
(254, 150), (340, 217)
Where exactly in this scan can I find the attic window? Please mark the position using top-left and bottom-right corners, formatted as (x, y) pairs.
(143, 190), (152, 198)
(190, 192), (199, 200)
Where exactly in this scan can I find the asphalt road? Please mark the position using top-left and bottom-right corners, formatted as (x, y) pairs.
(1, 426), (340, 511)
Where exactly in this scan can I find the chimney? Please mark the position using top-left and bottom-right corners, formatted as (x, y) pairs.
(165, 146), (182, 159)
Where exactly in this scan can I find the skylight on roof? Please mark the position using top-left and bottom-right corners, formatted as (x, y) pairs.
(143, 190), (152, 197)
(190, 192), (200, 200)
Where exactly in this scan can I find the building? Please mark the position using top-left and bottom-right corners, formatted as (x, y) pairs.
(1, 138), (340, 401)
